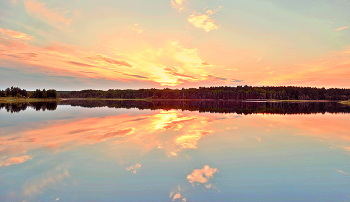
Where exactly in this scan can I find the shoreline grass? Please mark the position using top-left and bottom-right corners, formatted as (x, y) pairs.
(62, 98), (152, 101)
(339, 100), (350, 106)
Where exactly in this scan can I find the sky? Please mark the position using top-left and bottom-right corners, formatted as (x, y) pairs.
(0, 0), (350, 90)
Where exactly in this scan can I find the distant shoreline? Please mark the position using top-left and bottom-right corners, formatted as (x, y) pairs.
(1, 97), (349, 104)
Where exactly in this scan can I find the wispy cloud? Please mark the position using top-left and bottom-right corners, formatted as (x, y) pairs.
(67, 61), (96, 67)
(0, 27), (35, 41)
(334, 26), (349, 31)
(0, 155), (32, 167)
(1, 52), (38, 60)
(85, 128), (135, 142)
(171, 0), (186, 11)
(188, 8), (221, 32)
(256, 136), (262, 142)
(260, 48), (350, 87)
(86, 54), (133, 68)
(207, 74), (227, 81)
(25, 0), (72, 28)
(127, 24), (143, 33)
(122, 73), (148, 79)
(23, 167), (69, 196)
(231, 79), (244, 83)
(334, 169), (349, 175)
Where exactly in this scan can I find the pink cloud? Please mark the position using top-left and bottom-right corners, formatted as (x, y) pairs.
(85, 128), (135, 142)
(0, 110), (223, 163)
(187, 165), (217, 184)
(260, 48), (350, 88)
(334, 26), (349, 31)
(86, 54), (133, 68)
(0, 27), (34, 41)
(0, 155), (32, 167)
(25, 0), (72, 28)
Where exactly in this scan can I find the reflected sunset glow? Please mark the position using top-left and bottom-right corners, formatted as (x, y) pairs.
(1, 105), (350, 201)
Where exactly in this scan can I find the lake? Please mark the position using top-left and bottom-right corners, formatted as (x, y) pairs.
(1, 101), (350, 201)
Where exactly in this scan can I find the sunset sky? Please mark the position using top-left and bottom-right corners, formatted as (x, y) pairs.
(1, 0), (350, 90)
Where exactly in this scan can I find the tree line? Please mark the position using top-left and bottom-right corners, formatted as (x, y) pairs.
(0, 87), (58, 99)
(3, 99), (350, 114)
(59, 86), (350, 100)
(0, 102), (58, 113)
(59, 100), (350, 115)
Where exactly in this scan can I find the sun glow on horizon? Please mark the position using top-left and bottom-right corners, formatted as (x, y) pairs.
(0, 0), (350, 89)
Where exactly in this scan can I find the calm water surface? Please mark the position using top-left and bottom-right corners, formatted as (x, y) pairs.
(1, 101), (350, 201)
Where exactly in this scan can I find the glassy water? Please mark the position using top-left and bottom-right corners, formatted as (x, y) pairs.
(1, 101), (350, 201)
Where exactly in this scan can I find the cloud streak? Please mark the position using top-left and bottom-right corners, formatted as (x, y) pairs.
(67, 61), (96, 67)
(334, 26), (349, 31)
(0, 155), (32, 167)
(334, 169), (349, 175)
(25, 0), (72, 28)
(23, 167), (70, 196)
(86, 54), (133, 68)
(0, 27), (35, 41)
(85, 128), (135, 142)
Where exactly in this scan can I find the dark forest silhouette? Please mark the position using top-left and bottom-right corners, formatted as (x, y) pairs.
(0, 102), (57, 113)
(60, 100), (350, 114)
(58, 86), (350, 100)
(0, 87), (58, 98)
(2, 99), (350, 114)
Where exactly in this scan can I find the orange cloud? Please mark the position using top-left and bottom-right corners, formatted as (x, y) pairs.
(86, 54), (133, 68)
(175, 130), (213, 149)
(0, 155), (32, 167)
(173, 193), (181, 201)
(188, 9), (220, 32)
(187, 165), (217, 184)
(256, 114), (350, 151)
(0, 110), (222, 162)
(0, 34), (228, 86)
(334, 26), (349, 31)
(260, 47), (350, 87)
(0, 27), (35, 41)
(85, 128), (135, 142)
(1, 25), (236, 87)
(25, 0), (72, 28)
